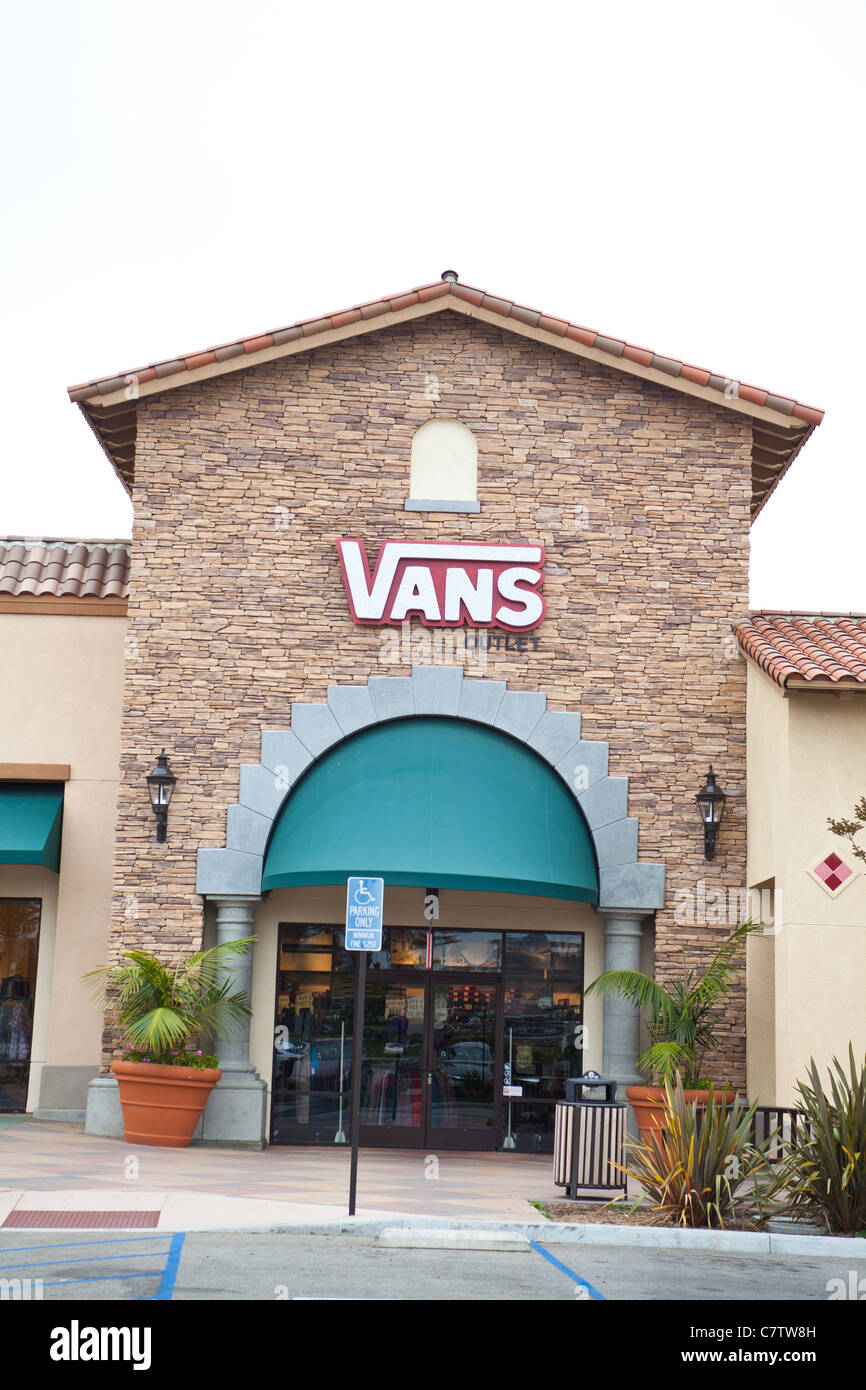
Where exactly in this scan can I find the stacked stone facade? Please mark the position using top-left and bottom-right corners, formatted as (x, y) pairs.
(110, 309), (751, 1083)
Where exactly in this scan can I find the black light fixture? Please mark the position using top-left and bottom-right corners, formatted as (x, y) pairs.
(146, 750), (177, 843)
(696, 766), (727, 860)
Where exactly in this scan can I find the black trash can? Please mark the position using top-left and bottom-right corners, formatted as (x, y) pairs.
(553, 1071), (627, 1199)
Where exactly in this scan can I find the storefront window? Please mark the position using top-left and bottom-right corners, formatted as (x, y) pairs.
(273, 926), (354, 1141)
(368, 928), (428, 971)
(432, 930), (502, 970)
(501, 932), (583, 1152)
(359, 981), (425, 1129)
(0, 900), (41, 1113)
(272, 922), (583, 1151)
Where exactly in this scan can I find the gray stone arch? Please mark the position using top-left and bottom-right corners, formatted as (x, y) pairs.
(196, 664), (665, 911)
(154, 664), (668, 1142)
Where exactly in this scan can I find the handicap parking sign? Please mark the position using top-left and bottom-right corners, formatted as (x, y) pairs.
(345, 877), (384, 951)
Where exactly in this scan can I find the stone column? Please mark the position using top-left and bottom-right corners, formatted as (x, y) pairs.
(201, 894), (268, 1147)
(598, 909), (647, 1100)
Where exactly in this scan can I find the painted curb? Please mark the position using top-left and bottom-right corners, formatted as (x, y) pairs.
(136, 1216), (866, 1257)
(6, 1213), (864, 1258)
(377, 1227), (531, 1251)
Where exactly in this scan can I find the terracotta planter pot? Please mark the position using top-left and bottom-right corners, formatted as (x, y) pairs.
(111, 1060), (222, 1148)
(626, 1085), (736, 1148)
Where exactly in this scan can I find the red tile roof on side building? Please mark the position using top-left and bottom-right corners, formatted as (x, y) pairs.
(67, 273), (823, 519)
(735, 614), (866, 688)
(0, 539), (131, 601)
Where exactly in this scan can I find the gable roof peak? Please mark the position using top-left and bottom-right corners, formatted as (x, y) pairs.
(68, 272), (822, 516)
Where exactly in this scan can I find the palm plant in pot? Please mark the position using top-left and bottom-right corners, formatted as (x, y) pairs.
(585, 921), (761, 1145)
(84, 938), (255, 1148)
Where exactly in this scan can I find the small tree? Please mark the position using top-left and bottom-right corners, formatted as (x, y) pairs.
(84, 939), (256, 1065)
(585, 921), (762, 1088)
(827, 797), (866, 864)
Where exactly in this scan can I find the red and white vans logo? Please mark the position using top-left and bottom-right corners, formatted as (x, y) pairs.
(337, 540), (546, 632)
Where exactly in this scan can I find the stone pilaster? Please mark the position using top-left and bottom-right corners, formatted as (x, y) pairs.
(200, 895), (267, 1147)
(598, 908), (647, 1099)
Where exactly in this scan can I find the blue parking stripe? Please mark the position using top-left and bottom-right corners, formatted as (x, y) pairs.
(530, 1242), (606, 1300)
(153, 1231), (185, 1301)
(0, 1248), (173, 1273)
(0, 1235), (171, 1258)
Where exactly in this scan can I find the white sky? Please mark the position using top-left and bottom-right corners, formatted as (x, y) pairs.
(1, 1), (863, 611)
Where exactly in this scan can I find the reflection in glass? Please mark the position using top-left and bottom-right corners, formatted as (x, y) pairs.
(430, 982), (496, 1132)
(432, 930), (501, 970)
(505, 931), (584, 975)
(368, 929), (429, 971)
(359, 982), (425, 1127)
(272, 920), (585, 1152)
(281, 926), (334, 950)
(504, 983), (582, 1096)
(0, 899), (41, 1113)
(272, 926), (355, 1140)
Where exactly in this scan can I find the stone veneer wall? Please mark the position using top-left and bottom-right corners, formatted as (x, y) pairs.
(109, 309), (751, 1082)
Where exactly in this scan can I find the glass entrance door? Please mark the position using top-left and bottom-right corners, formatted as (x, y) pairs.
(271, 923), (584, 1151)
(358, 978), (426, 1147)
(427, 978), (501, 1150)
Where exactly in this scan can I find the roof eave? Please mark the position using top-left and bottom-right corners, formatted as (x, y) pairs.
(68, 277), (823, 507)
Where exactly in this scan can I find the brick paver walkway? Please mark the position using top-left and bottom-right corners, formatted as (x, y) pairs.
(0, 1119), (576, 1227)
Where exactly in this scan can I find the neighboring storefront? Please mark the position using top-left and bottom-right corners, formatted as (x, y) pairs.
(736, 614), (866, 1109)
(5, 272), (861, 1149)
(0, 543), (127, 1116)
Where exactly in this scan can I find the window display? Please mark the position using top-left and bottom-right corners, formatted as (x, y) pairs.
(271, 923), (584, 1150)
(0, 900), (41, 1113)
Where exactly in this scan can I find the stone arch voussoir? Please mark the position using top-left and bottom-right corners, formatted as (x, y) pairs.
(195, 665), (666, 911)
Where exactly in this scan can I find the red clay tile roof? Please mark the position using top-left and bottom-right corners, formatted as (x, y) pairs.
(0, 540), (130, 600)
(68, 273), (823, 517)
(735, 614), (866, 687)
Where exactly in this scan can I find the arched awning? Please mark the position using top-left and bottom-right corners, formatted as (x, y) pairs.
(262, 716), (598, 902)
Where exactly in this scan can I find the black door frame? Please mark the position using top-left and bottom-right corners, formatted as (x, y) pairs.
(424, 973), (504, 1152)
(358, 968), (505, 1151)
(358, 969), (428, 1149)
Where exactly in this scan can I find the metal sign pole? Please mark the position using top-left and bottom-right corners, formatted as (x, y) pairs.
(335, 1020), (347, 1144)
(348, 947), (367, 1217)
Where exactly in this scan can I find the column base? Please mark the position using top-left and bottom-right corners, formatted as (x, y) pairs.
(200, 1071), (267, 1147)
(84, 1076), (125, 1139)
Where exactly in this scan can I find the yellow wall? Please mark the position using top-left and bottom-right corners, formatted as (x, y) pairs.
(746, 661), (866, 1105)
(0, 612), (126, 1109)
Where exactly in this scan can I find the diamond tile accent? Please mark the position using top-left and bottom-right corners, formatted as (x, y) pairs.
(810, 850), (856, 897)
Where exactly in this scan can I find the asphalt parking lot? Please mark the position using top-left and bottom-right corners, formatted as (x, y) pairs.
(1, 1230), (862, 1302)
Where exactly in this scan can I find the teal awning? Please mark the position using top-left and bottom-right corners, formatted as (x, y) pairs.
(0, 783), (64, 871)
(262, 717), (598, 902)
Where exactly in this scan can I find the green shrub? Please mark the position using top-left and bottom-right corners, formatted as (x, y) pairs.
(621, 1075), (773, 1228)
(586, 922), (762, 1087)
(767, 1045), (866, 1235)
(84, 940), (255, 1067)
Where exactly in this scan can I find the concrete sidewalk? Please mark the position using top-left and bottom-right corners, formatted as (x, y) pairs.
(2, 1120), (864, 1258)
(0, 1118), (558, 1228)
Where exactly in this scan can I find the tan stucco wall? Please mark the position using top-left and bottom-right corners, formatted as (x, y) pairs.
(245, 885), (602, 1131)
(745, 663), (789, 1102)
(746, 661), (866, 1105)
(0, 612), (126, 1109)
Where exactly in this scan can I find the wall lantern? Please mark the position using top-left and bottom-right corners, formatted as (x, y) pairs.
(696, 766), (726, 861)
(146, 750), (177, 843)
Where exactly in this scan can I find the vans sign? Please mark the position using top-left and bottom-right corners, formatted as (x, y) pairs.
(337, 540), (546, 632)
